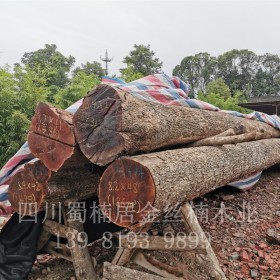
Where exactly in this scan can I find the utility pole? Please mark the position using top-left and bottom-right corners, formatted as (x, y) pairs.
(100, 50), (113, 76)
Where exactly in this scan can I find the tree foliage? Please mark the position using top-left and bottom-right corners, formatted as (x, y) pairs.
(0, 45), (100, 167)
(21, 44), (75, 92)
(123, 44), (163, 76)
(197, 78), (249, 113)
(73, 61), (105, 79)
(54, 71), (100, 109)
(173, 49), (280, 97)
(120, 64), (144, 82)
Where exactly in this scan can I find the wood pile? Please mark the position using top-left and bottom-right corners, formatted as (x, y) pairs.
(9, 83), (280, 220)
(7, 83), (280, 279)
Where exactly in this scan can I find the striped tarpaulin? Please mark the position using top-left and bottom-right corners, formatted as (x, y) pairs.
(1, 74), (278, 203)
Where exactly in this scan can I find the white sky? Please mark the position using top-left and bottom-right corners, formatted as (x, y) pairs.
(0, 0), (280, 76)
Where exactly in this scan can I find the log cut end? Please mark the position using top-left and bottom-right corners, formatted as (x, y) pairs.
(8, 161), (51, 215)
(73, 84), (125, 166)
(28, 102), (76, 171)
(98, 158), (156, 227)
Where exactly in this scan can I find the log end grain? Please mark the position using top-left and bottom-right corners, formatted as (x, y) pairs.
(73, 84), (125, 166)
(8, 161), (51, 215)
(98, 158), (156, 227)
(28, 102), (76, 171)
(28, 132), (75, 172)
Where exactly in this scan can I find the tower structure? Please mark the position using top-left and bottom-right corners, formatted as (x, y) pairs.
(100, 50), (113, 76)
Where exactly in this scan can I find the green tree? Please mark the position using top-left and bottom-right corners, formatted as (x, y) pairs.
(197, 78), (249, 113)
(54, 71), (100, 109)
(217, 49), (258, 95)
(205, 78), (231, 100)
(120, 64), (144, 82)
(73, 61), (105, 79)
(173, 53), (217, 97)
(0, 68), (31, 166)
(123, 44), (162, 76)
(21, 44), (75, 89)
(252, 53), (280, 96)
(13, 65), (47, 118)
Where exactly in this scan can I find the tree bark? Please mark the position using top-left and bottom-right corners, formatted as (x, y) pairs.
(102, 261), (165, 280)
(98, 139), (280, 227)
(8, 160), (102, 215)
(28, 102), (87, 171)
(73, 84), (280, 166)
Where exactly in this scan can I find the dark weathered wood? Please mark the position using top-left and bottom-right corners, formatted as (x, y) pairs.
(73, 84), (280, 166)
(99, 139), (280, 227)
(8, 160), (101, 215)
(102, 262), (165, 280)
(28, 102), (87, 171)
(42, 240), (72, 262)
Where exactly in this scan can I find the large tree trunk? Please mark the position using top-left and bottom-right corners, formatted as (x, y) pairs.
(73, 84), (280, 166)
(28, 102), (87, 172)
(8, 160), (102, 215)
(98, 138), (280, 227)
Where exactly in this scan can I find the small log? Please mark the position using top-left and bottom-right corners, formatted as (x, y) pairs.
(132, 250), (184, 279)
(65, 213), (98, 280)
(8, 160), (101, 215)
(43, 219), (78, 239)
(189, 131), (269, 147)
(28, 102), (87, 171)
(99, 139), (280, 227)
(42, 240), (72, 262)
(73, 84), (280, 166)
(102, 262), (165, 280)
(181, 202), (226, 280)
(119, 235), (206, 253)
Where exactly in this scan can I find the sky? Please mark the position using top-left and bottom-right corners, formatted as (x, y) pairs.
(0, 0), (280, 76)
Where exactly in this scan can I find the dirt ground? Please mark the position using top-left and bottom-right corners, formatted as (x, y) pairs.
(26, 168), (279, 280)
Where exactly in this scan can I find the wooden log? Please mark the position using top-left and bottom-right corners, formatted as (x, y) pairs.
(65, 212), (98, 280)
(28, 102), (87, 171)
(42, 240), (72, 262)
(99, 139), (280, 227)
(119, 234), (206, 253)
(8, 160), (101, 215)
(73, 84), (280, 166)
(111, 215), (160, 266)
(102, 262), (165, 280)
(189, 132), (260, 147)
(132, 250), (184, 279)
(181, 202), (226, 280)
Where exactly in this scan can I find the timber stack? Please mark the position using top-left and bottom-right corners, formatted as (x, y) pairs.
(7, 83), (280, 280)
(8, 83), (280, 223)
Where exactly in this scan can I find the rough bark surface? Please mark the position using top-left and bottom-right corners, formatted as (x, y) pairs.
(8, 160), (102, 214)
(181, 202), (226, 280)
(102, 262), (165, 280)
(73, 84), (280, 166)
(132, 251), (184, 279)
(65, 214), (98, 280)
(99, 139), (280, 226)
(28, 102), (85, 171)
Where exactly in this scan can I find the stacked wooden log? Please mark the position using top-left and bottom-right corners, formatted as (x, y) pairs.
(7, 83), (280, 280)
(8, 83), (280, 222)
